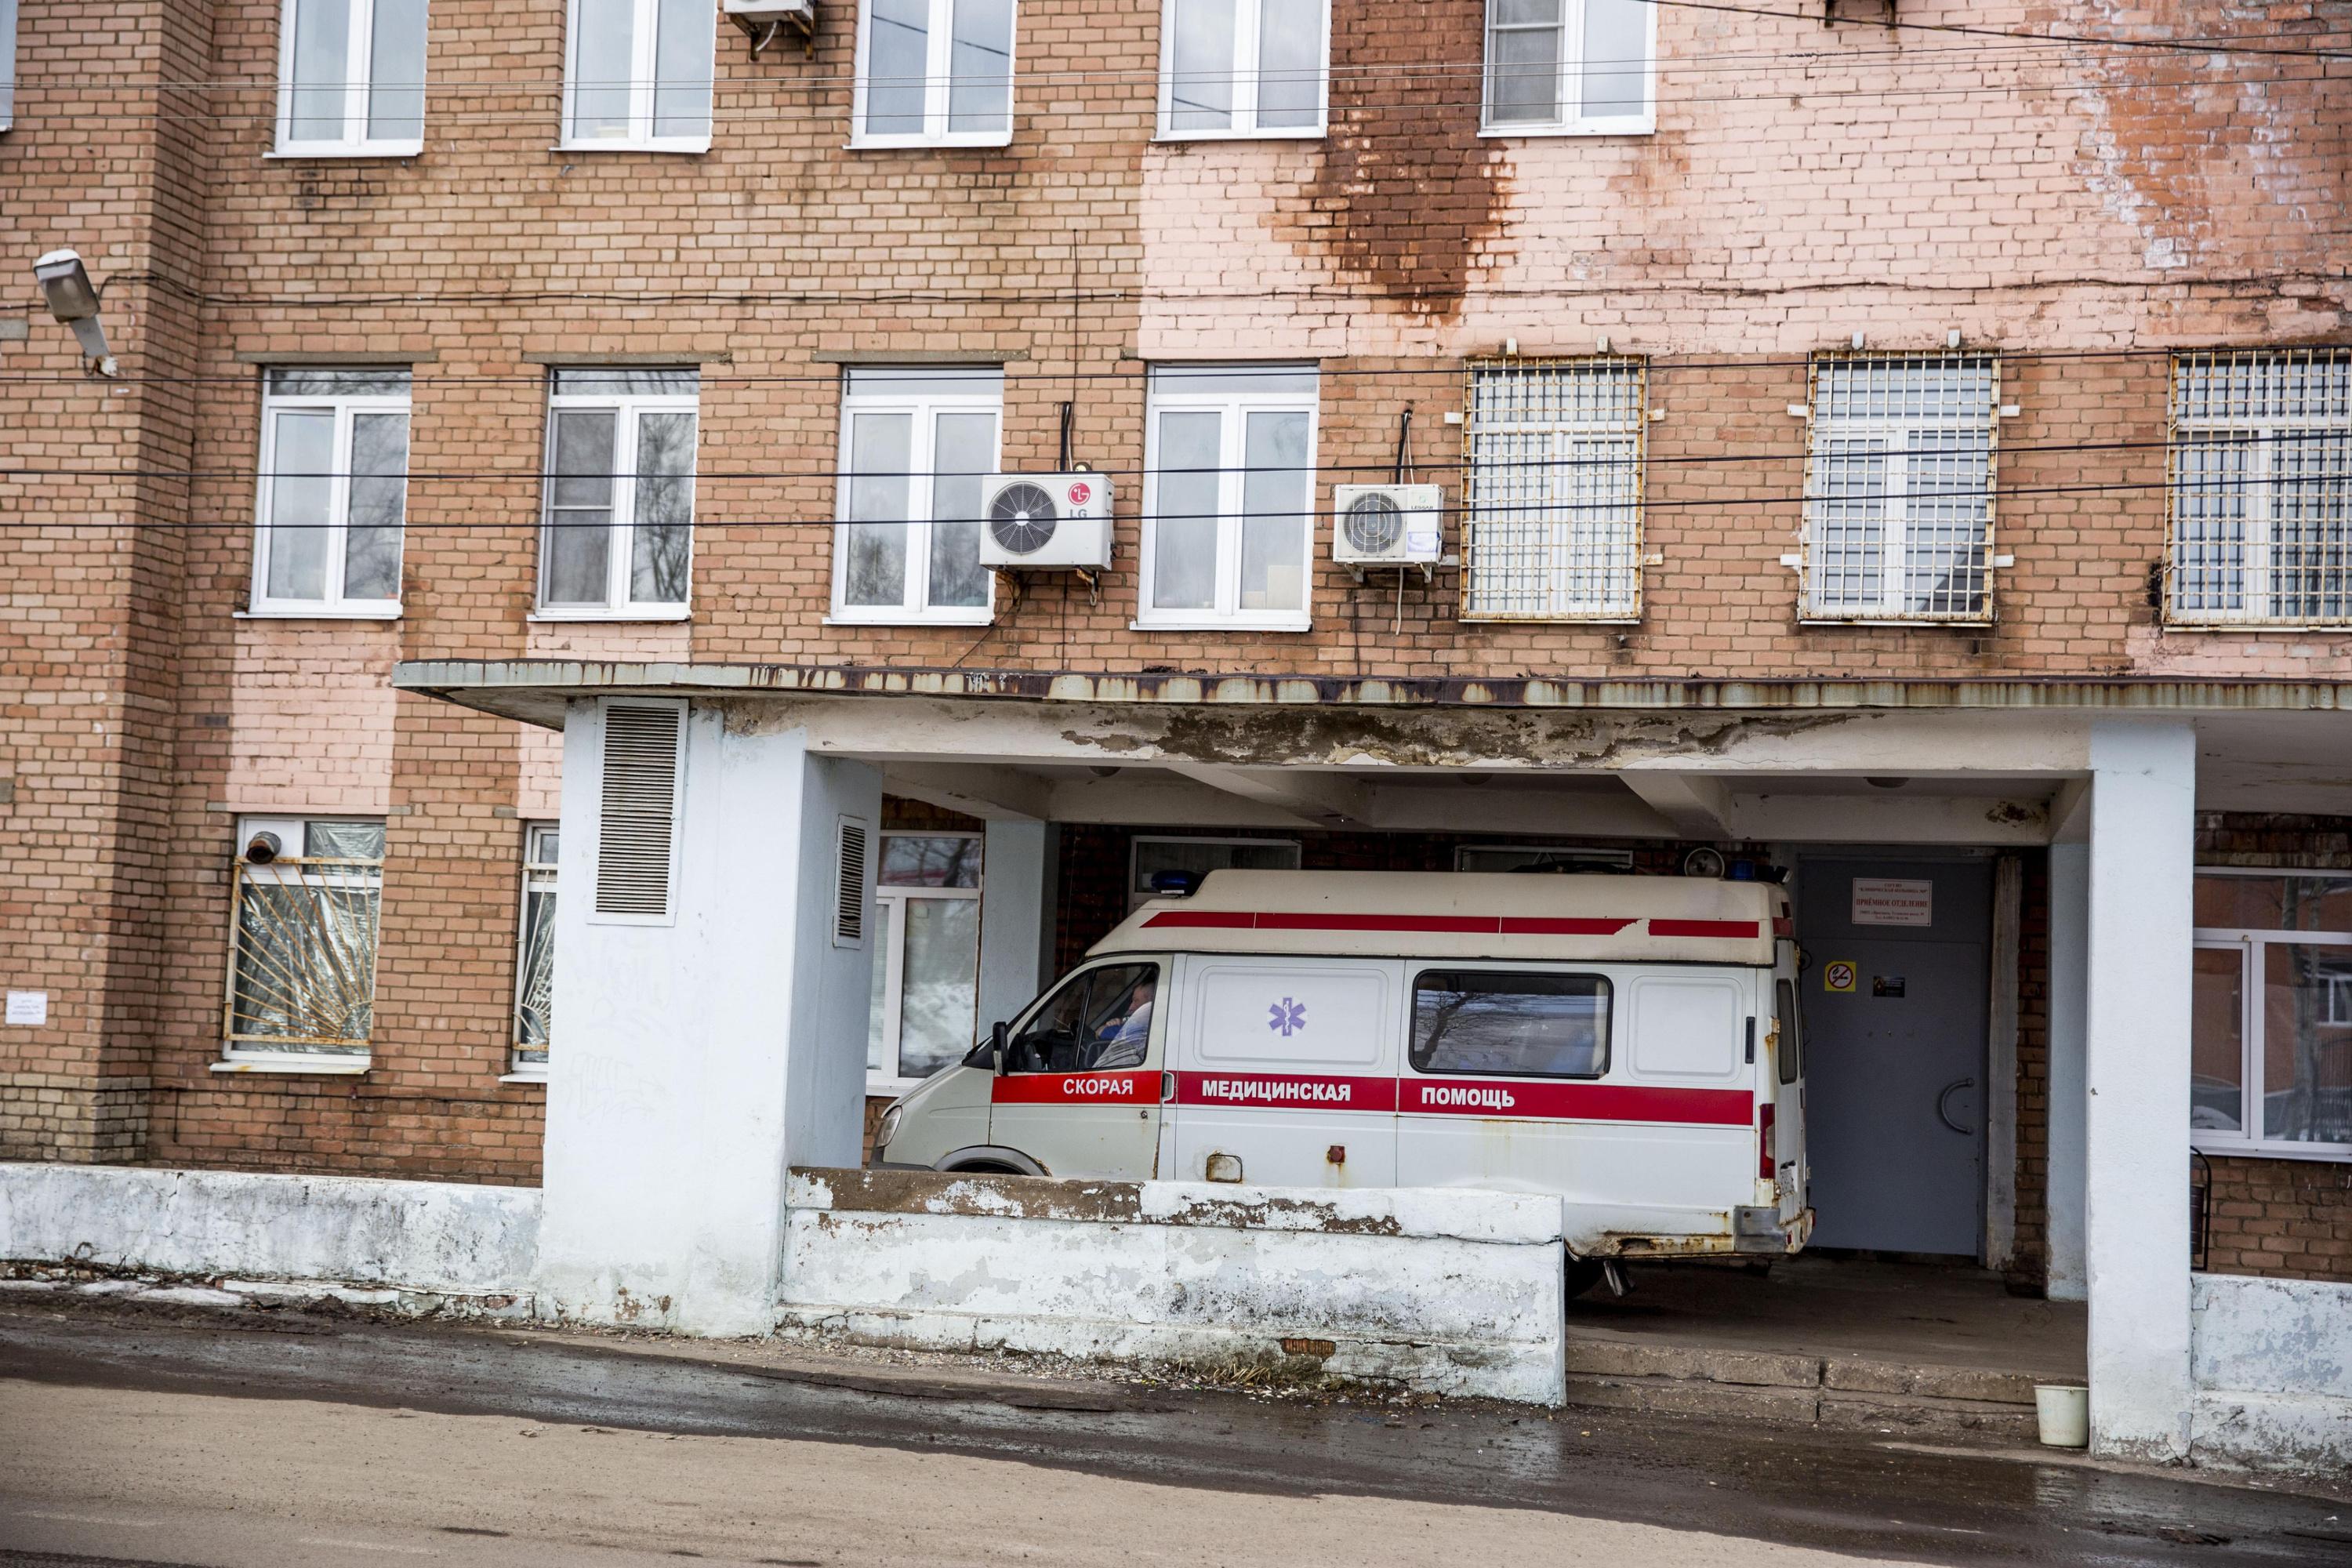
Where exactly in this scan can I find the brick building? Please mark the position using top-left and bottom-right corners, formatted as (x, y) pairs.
(2, 0), (2349, 1457)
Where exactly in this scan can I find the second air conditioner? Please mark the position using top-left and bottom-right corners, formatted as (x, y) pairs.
(1331, 483), (1443, 567)
(977, 473), (1114, 570)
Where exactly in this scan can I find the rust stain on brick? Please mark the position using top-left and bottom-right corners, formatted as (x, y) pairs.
(1282, 2), (1513, 318)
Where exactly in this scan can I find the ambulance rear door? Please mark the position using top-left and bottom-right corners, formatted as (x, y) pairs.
(1164, 954), (1402, 1189)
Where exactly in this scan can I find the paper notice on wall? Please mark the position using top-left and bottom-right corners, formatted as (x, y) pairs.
(5, 991), (49, 1026)
(1852, 878), (1933, 928)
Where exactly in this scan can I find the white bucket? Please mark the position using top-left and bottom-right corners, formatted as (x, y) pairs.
(2034, 1384), (2089, 1448)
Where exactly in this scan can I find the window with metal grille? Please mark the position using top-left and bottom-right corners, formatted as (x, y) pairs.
(1801, 354), (1998, 622)
(513, 822), (558, 1069)
(593, 702), (684, 921)
(2167, 348), (2352, 627)
(1461, 358), (1644, 621)
(225, 816), (385, 1060)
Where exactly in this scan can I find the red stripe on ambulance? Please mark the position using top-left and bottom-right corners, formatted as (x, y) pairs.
(1143, 911), (1639, 937)
(1401, 1080), (1754, 1126)
(990, 1071), (1159, 1106)
(1175, 1072), (1399, 1111)
(1646, 918), (1761, 939)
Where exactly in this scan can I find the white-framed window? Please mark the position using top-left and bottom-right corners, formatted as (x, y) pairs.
(866, 833), (984, 1092)
(1481, 0), (1653, 136)
(538, 368), (698, 619)
(275, 0), (428, 155)
(2191, 869), (2352, 1160)
(1461, 357), (1645, 621)
(2166, 348), (2351, 628)
(1, 0), (21, 133)
(1799, 353), (1998, 624)
(833, 366), (1004, 624)
(513, 822), (558, 1073)
(562, 0), (714, 151)
(855, 0), (1016, 147)
(1157, 0), (1328, 139)
(224, 815), (386, 1067)
(1140, 364), (1319, 630)
(251, 367), (410, 617)
(1128, 834), (1300, 913)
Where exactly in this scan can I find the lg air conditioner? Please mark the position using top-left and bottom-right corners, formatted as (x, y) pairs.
(977, 473), (1115, 571)
(1331, 483), (1443, 568)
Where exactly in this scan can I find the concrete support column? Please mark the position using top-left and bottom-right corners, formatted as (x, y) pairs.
(2045, 840), (2089, 1303)
(2083, 721), (2197, 1460)
(537, 702), (881, 1336)
(977, 819), (1058, 1035)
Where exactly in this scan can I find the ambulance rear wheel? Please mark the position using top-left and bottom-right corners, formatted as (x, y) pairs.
(1564, 1258), (1608, 1300)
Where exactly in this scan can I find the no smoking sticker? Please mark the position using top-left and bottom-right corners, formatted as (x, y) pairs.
(1823, 960), (1857, 994)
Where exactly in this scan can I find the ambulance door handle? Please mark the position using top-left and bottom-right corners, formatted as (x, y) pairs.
(1161, 1071), (1175, 1104)
(1936, 1076), (1976, 1137)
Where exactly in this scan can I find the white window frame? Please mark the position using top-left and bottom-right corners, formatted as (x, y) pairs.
(509, 821), (558, 1080)
(1127, 834), (1301, 913)
(1479, 0), (1656, 138)
(1138, 365), (1320, 631)
(1461, 356), (1646, 622)
(1155, 0), (1330, 141)
(867, 832), (985, 1095)
(2191, 866), (2352, 1163)
(219, 815), (385, 1075)
(829, 368), (1004, 626)
(560, 0), (715, 153)
(535, 371), (699, 620)
(1, 0), (20, 134)
(249, 369), (410, 619)
(273, 0), (430, 157)
(1798, 353), (1999, 626)
(852, 0), (1018, 149)
(2165, 348), (2352, 629)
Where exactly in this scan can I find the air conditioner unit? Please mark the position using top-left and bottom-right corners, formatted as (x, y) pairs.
(1331, 483), (1443, 568)
(978, 473), (1114, 571)
(723, 0), (815, 24)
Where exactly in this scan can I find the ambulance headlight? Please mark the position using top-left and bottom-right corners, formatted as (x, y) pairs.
(875, 1106), (902, 1150)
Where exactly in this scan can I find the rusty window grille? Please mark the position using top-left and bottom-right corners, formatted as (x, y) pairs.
(1801, 353), (1998, 623)
(514, 822), (559, 1067)
(2166, 348), (2352, 628)
(224, 818), (384, 1056)
(1461, 358), (1645, 621)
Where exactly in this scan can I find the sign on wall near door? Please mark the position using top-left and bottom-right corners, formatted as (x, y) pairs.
(1851, 877), (1934, 928)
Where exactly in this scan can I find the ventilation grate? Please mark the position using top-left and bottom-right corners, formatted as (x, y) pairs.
(594, 704), (683, 918)
(834, 818), (869, 946)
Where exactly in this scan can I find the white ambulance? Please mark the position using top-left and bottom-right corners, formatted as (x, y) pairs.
(871, 869), (1813, 1277)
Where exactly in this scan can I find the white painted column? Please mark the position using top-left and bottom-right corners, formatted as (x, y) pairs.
(538, 702), (881, 1338)
(2082, 720), (2196, 1460)
(977, 819), (1057, 1035)
(2045, 839), (2089, 1303)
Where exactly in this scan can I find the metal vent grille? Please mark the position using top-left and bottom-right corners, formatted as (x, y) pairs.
(1801, 353), (1998, 623)
(1461, 358), (1645, 621)
(594, 703), (683, 918)
(834, 818), (870, 947)
(2166, 348), (2352, 627)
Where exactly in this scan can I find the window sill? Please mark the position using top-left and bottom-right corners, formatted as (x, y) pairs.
(499, 1069), (549, 1085)
(1458, 613), (1641, 626)
(528, 608), (692, 623)
(848, 133), (1014, 152)
(1795, 616), (1994, 630)
(2192, 1139), (2352, 1165)
(212, 1055), (370, 1076)
(1131, 615), (1313, 633)
(1153, 125), (1326, 143)
(825, 611), (995, 628)
(235, 607), (403, 622)
(2161, 620), (2352, 634)
(553, 138), (712, 157)
(267, 144), (423, 161)
(1479, 121), (1656, 140)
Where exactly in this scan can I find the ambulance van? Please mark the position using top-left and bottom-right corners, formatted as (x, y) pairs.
(871, 869), (1813, 1272)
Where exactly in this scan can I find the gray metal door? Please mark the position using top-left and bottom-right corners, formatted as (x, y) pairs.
(1798, 858), (1990, 1257)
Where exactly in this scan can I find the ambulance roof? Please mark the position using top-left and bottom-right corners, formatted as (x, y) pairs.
(1089, 870), (1786, 967)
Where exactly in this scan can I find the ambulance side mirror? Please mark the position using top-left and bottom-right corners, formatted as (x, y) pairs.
(989, 1020), (1009, 1073)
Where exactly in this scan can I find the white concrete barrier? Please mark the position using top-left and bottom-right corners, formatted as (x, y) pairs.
(2189, 1272), (2352, 1475)
(0, 1162), (539, 1301)
(777, 1168), (1568, 1405)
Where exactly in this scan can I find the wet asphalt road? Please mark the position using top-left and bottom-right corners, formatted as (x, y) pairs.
(0, 1297), (2346, 1567)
